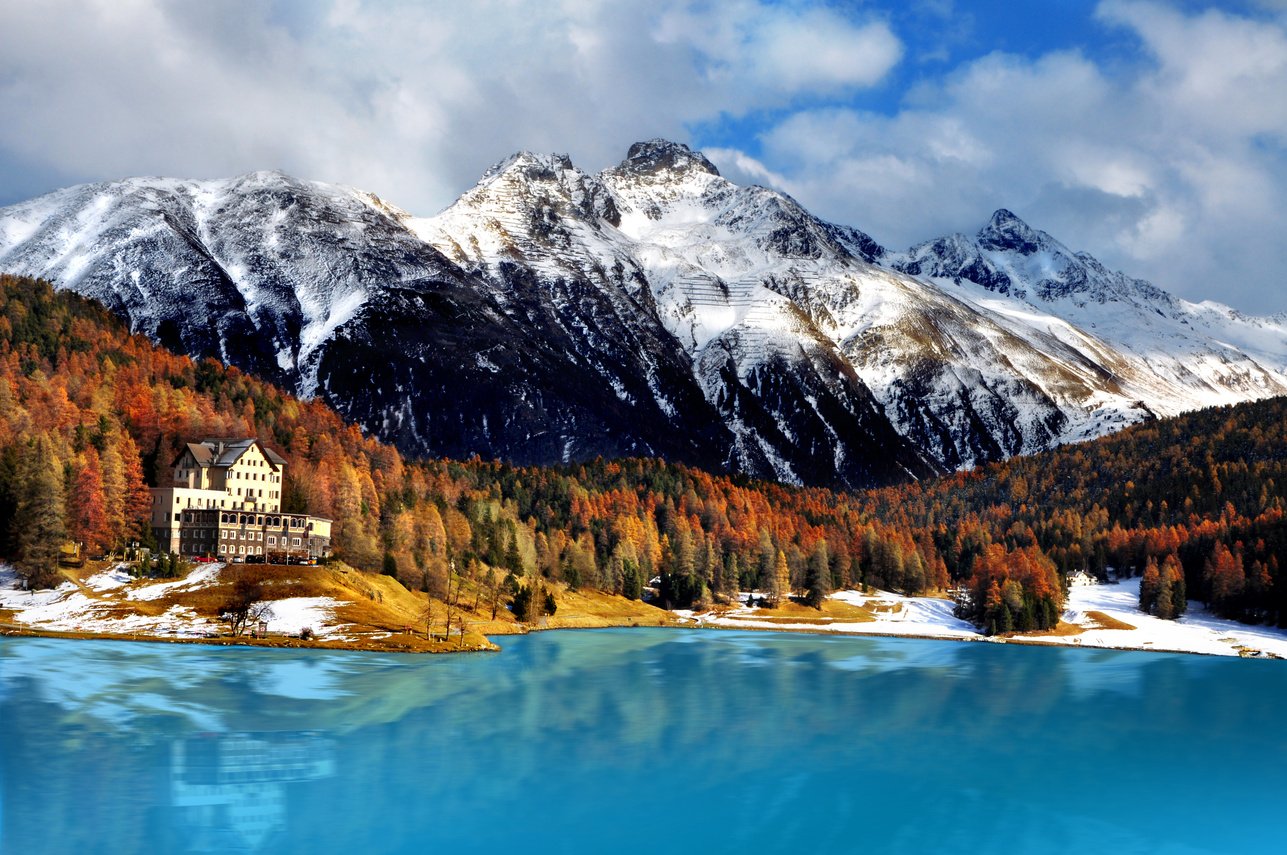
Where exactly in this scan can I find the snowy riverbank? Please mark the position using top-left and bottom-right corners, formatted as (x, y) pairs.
(0, 563), (351, 641)
(6, 562), (1287, 657)
(680, 577), (1287, 658)
(1023, 575), (1287, 658)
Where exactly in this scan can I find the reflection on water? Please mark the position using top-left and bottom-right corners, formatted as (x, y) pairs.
(169, 733), (335, 853)
(2, 630), (1285, 854)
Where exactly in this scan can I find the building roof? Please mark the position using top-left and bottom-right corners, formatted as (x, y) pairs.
(171, 438), (287, 470)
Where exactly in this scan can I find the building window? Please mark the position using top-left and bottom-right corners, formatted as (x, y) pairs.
(219, 544), (226, 554)
(292, 537), (301, 547)
(268, 536), (276, 546)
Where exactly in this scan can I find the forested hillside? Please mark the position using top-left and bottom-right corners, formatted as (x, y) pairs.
(859, 397), (1287, 629)
(0, 274), (928, 612)
(1, 274), (1282, 632)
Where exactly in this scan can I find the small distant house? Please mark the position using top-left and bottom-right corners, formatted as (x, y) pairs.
(150, 438), (332, 562)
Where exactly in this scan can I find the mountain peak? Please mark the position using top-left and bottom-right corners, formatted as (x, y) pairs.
(483, 150), (578, 182)
(617, 139), (720, 178)
(977, 208), (1043, 255)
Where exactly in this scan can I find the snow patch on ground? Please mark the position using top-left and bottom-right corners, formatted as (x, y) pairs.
(126, 563), (222, 601)
(1027, 577), (1287, 658)
(679, 580), (1287, 658)
(83, 565), (134, 591)
(680, 588), (980, 640)
(260, 597), (348, 639)
(3, 576), (218, 636)
(0, 566), (77, 610)
(2, 562), (353, 642)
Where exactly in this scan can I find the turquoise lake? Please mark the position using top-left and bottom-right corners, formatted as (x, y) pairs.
(2, 629), (1285, 854)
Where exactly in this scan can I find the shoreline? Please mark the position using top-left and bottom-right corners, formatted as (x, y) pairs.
(5, 607), (1282, 660)
(5, 564), (1285, 659)
(0, 620), (499, 654)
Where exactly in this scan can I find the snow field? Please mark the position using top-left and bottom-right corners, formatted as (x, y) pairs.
(1, 562), (354, 641)
(681, 578), (1287, 658)
(257, 597), (349, 640)
(1027, 576), (1287, 658)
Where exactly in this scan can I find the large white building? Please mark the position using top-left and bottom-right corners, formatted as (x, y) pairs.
(150, 438), (332, 561)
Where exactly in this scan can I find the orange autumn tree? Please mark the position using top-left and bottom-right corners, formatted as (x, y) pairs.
(966, 543), (1062, 634)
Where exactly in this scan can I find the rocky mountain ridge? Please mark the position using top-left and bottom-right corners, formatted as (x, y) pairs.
(2, 139), (1284, 488)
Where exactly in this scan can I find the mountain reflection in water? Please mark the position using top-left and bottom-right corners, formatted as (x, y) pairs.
(1, 630), (1284, 854)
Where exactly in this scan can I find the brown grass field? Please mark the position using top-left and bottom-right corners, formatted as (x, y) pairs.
(0, 560), (675, 654)
(711, 596), (878, 626)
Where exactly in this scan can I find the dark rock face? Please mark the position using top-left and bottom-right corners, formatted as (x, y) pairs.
(315, 276), (732, 469)
(712, 348), (936, 486)
(908, 208), (1175, 308)
(893, 235), (1016, 295)
(620, 139), (721, 178)
(977, 208), (1043, 255)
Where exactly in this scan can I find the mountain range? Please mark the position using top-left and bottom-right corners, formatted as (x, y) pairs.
(2, 139), (1284, 489)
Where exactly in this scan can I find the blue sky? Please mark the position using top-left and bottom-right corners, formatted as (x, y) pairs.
(1, 1), (1285, 313)
(694, 0), (1132, 140)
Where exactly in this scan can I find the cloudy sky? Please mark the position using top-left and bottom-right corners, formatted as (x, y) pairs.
(1, 0), (1285, 313)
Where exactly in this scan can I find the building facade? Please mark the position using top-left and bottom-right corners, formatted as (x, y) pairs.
(150, 438), (332, 561)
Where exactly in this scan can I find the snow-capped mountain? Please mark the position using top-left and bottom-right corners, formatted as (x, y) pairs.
(1, 140), (1284, 488)
(887, 209), (1287, 431)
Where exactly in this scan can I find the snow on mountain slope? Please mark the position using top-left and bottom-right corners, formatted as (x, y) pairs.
(890, 209), (1287, 425)
(0, 171), (445, 393)
(0, 169), (743, 475)
(421, 140), (1286, 471)
(410, 141), (936, 486)
(1, 139), (1283, 486)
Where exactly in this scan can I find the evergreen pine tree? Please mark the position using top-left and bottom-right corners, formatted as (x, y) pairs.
(771, 550), (791, 606)
(1162, 554), (1187, 618)
(805, 540), (831, 609)
(118, 431), (152, 542)
(14, 437), (67, 589)
(1139, 556), (1160, 614)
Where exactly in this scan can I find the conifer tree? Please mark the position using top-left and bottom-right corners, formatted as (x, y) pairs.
(1139, 556), (1160, 614)
(118, 431), (152, 542)
(68, 447), (111, 556)
(1154, 557), (1176, 619)
(805, 540), (831, 608)
(99, 438), (128, 551)
(771, 549), (791, 606)
(15, 436), (67, 589)
(1162, 553), (1187, 618)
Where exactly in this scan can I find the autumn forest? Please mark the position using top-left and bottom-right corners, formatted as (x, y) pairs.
(1, 274), (1283, 632)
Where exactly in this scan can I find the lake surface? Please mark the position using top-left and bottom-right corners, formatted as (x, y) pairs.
(2, 630), (1285, 854)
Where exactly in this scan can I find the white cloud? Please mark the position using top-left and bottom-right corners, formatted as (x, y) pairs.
(728, 2), (1287, 313)
(653, 3), (902, 92)
(1, 0), (1283, 314)
(0, 0), (900, 217)
(703, 146), (797, 191)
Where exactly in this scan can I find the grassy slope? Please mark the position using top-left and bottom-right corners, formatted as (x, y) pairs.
(0, 560), (676, 653)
